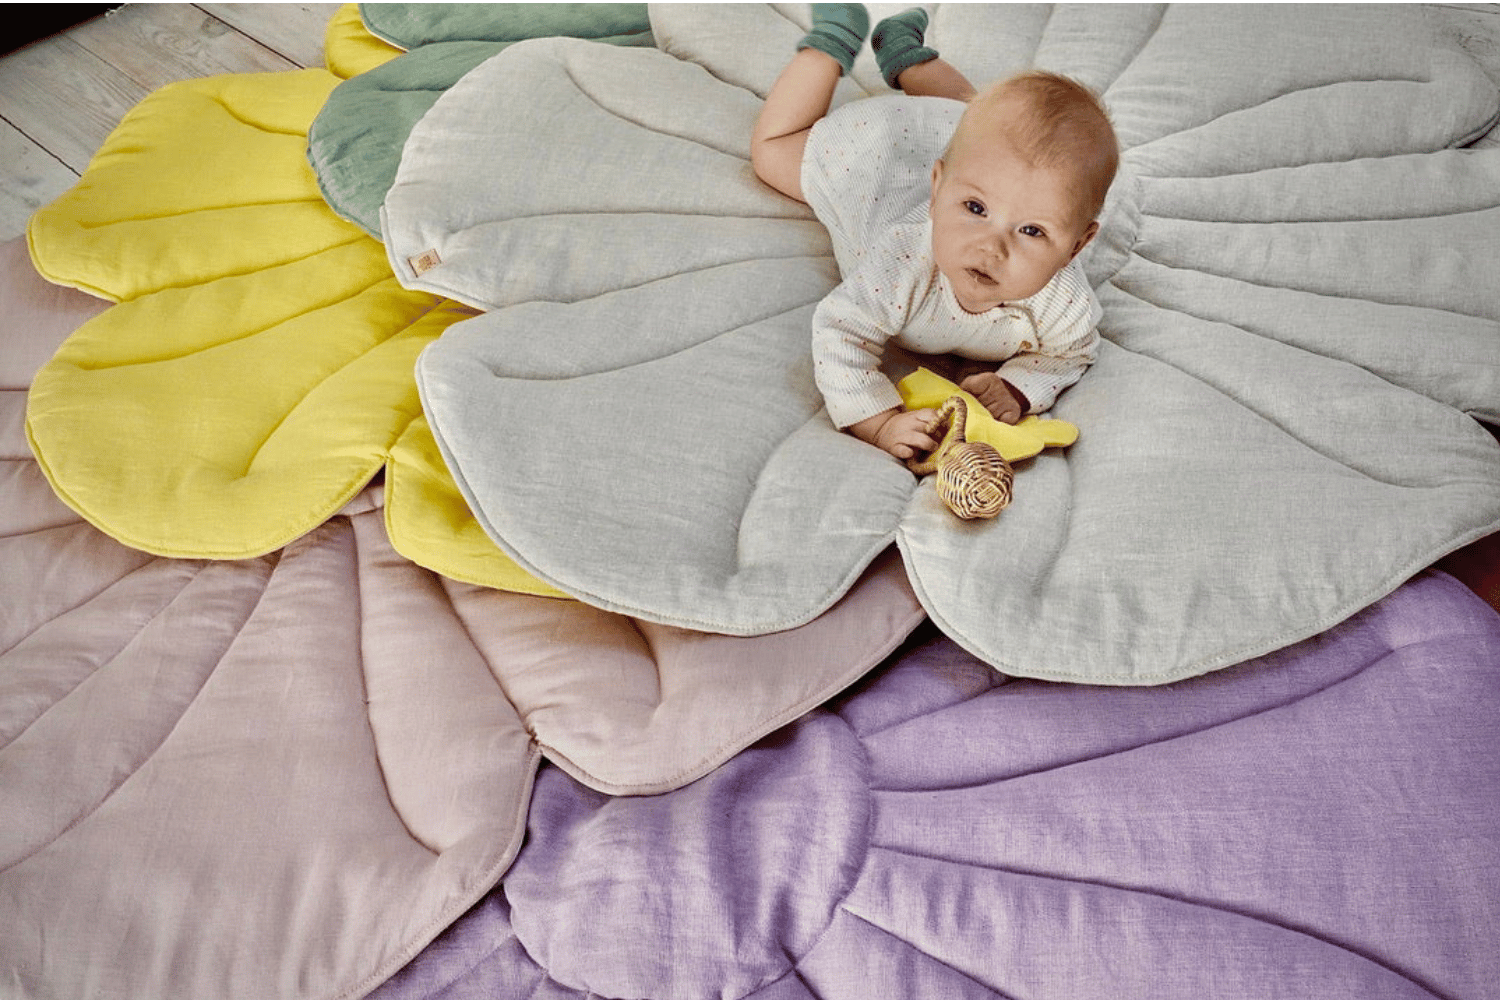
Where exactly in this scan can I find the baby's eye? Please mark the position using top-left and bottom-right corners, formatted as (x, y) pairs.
(1020, 225), (1046, 238)
(963, 200), (986, 216)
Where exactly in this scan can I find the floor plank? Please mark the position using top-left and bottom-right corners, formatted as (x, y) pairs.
(0, 34), (147, 173)
(196, 3), (343, 69)
(0, 120), (78, 241)
(68, 4), (301, 89)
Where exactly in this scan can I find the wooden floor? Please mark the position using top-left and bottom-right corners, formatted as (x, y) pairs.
(1, 3), (1498, 245)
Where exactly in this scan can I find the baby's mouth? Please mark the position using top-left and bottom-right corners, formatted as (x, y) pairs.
(967, 267), (997, 286)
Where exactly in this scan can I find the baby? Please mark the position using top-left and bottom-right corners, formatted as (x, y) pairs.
(751, 5), (1118, 461)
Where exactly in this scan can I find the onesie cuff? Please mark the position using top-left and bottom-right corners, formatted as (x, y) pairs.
(995, 364), (1061, 415)
(825, 380), (906, 430)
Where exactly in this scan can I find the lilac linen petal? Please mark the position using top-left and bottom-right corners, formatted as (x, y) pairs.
(842, 854), (1445, 998)
(858, 578), (1500, 995)
(504, 713), (871, 999)
(373, 570), (1500, 1000)
(797, 909), (1008, 999)
(853, 569), (1500, 790)
(830, 629), (1011, 738)
(742, 976), (823, 999)
(363, 895), (565, 1000)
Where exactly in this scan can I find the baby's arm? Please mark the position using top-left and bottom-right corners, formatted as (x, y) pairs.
(813, 268), (932, 461)
(848, 407), (940, 462)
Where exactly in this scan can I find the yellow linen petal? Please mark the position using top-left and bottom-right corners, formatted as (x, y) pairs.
(24, 64), (561, 597)
(324, 3), (405, 80)
(388, 416), (570, 599)
(897, 367), (1079, 462)
(29, 70), (350, 302)
(28, 242), (439, 556)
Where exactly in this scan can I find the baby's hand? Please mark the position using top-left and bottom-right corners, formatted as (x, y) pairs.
(849, 408), (940, 462)
(960, 372), (1026, 425)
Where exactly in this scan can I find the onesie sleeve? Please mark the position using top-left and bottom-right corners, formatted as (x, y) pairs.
(811, 253), (923, 429)
(997, 260), (1101, 413)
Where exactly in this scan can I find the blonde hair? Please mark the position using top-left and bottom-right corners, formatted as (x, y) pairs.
(948, 70), (1119, 224)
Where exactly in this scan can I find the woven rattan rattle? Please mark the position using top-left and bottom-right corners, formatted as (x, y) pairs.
(906, 396), (1014, 519)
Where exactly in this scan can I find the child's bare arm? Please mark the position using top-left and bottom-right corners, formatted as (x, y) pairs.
(849, 407), (941, 462)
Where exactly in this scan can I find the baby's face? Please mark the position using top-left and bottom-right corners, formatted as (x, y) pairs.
(929, 143), (1098, 315)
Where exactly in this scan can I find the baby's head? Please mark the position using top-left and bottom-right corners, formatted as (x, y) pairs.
(929, 71), (1118, 314)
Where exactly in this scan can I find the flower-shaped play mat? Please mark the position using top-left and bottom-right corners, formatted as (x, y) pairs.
(9, 6), (1500, 1000)
(24, 4), (1500, 687)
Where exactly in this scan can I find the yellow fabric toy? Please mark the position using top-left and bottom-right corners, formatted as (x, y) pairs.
(896, 368), (1080, 461)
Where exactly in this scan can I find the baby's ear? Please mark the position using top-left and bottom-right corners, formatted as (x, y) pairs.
(929, 159), (945, 197)
(1070, 220), (1099, 259)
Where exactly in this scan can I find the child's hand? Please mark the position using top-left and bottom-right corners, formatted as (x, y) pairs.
(849, 408), (941, 462)
(960, 372), (1027, 425)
